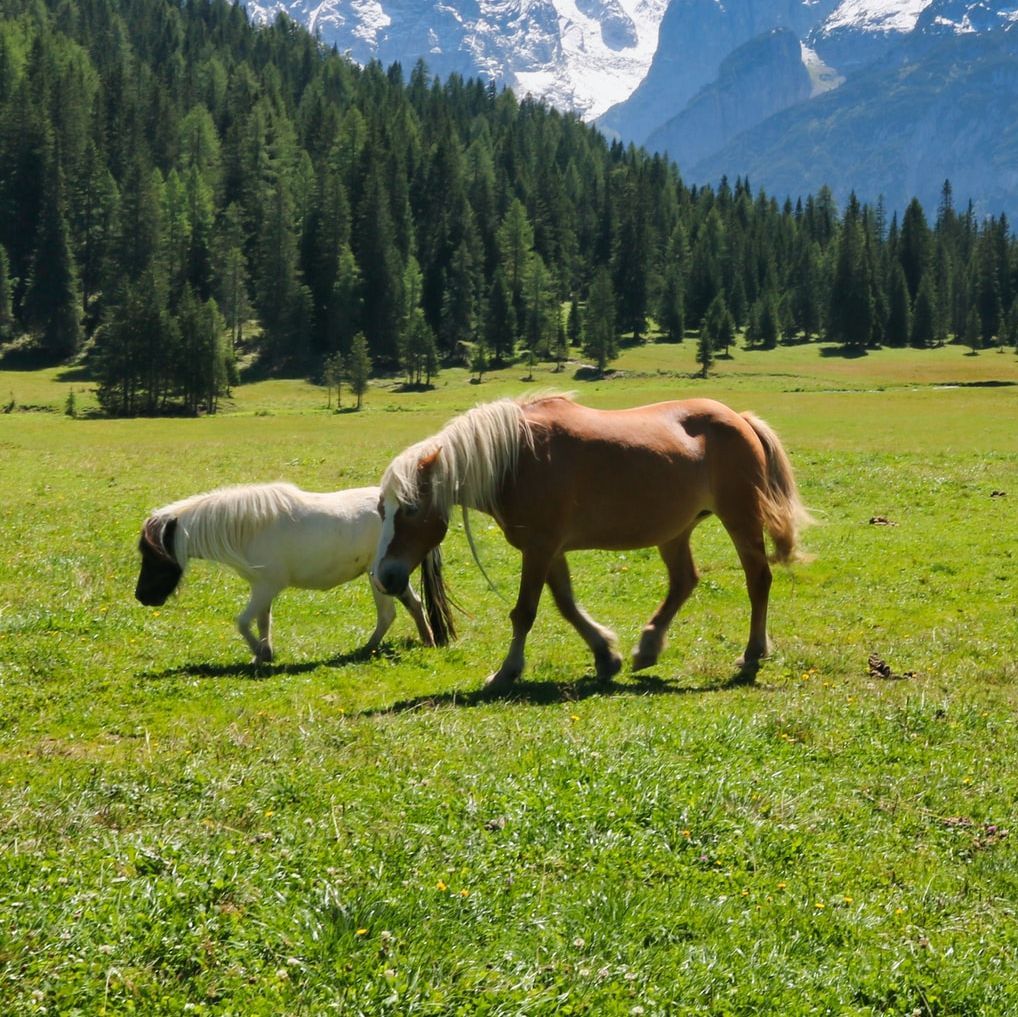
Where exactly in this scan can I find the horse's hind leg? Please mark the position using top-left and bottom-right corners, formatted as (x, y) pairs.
(364, 578), (397, 653)
(718, 513), (772, 672)
(632, 531), (699, 672)
(545, 554), (622, 682)
(396, 583), (435, 647)
(238, 585), (276, 664)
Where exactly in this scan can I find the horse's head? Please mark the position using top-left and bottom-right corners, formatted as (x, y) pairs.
(372, 448), (448, 596)
(373, 448), (456, 645)
(135, 516), (183, 606)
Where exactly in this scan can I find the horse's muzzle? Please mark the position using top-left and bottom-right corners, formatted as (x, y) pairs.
(375, 560), (409, 597)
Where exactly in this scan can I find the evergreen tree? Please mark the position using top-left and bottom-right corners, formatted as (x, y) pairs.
(963, 305), (981, 354)
(696, 324), (714, 377)
(322, 351), (345, 408)
(22, 155), (82, 359)
(211, 203), (251, 353)
(657, 262), (685, 342)
(497, 198), (535, 326)
(828, 202), (874, 350)
(911, 274), (936, 349)
(899, 198), (931, 302)
(347, 330), (372, 408)
(471, 333), (490, 383)
(582, 267), (617, 375)
(885, 262), (912, 347)
(0, 244), (13, 341)
(485, 268), (516, 363)
(566, 293), (582, 347)
(175, 285), (230, 414)
(703, 293), (734, 358)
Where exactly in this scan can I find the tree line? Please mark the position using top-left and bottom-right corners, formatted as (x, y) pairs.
(1, 0), (1016, 415)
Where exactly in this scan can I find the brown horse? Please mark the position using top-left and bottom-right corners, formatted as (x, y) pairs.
(371, 393), (812, 693)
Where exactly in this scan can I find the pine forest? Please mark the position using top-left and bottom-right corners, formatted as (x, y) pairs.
(2, 0), (1017, 415)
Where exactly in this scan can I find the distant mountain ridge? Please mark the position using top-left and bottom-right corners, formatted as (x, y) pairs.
(247, 0), (1018, 215)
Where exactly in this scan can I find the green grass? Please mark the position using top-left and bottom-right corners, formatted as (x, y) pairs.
(1, 342), (1017, 1015)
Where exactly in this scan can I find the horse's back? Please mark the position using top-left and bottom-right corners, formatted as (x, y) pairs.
(507, 397), (767, 551)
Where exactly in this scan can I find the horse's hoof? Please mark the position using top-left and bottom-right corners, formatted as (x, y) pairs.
(631, 649), (658, 673)
(482, 671), (518, 696)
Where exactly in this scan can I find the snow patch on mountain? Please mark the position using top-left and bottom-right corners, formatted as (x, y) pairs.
(801, 41), (844, 93)
(243, 0), (668, 118)
(518, 0), (668, 113)
(824, 0), (933, 34)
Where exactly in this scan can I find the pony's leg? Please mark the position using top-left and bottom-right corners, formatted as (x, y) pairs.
(364, 578), (397, 653)
(632, 531), (699, 671)
(545, 554), (622, 682)
(238, 585), (276, 664)
(396, 584), (436, 647)
(484, 548), (552, 694)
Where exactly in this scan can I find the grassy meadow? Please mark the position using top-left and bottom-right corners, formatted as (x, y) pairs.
(1, 341), (1017, 1015)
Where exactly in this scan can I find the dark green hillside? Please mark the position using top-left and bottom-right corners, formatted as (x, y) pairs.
(0, 0), (1016, 414)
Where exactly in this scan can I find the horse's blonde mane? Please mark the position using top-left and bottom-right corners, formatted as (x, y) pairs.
(381, 394), (561, 516)
(151, 482), (306, 572)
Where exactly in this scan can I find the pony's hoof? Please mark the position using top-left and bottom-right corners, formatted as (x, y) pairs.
(595, 649), (623, 683)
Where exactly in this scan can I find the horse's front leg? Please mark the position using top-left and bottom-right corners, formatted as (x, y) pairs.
(483, 548), (551, 695)
(238, 585), (275, 664)
(545, 554), (621, 682)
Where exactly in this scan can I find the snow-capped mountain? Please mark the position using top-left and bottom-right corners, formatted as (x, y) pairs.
(246, 0), (1018, 214)
(244, 0), (670, 119)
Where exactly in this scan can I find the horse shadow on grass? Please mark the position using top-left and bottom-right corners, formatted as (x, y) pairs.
(357, 664), (763, 718)
(139, 640), (416, 682)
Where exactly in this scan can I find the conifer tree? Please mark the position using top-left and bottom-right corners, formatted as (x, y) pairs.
(657, 262), (685, 342)
(22, 162), (82, 360)
(347, 331), (372, 408)
(828, 202), (874, 350)
(885, 263), (912, 348)
(911, 274), (936, 349)
(696, 324), (714, 378)
(583, 267), (617, 375)
(0, 245), (14, 341)
(485, 268), (516, 363)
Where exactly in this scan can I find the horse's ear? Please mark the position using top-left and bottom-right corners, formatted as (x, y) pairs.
(417, 447), (442, 477)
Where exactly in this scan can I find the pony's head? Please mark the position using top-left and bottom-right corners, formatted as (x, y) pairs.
(135, 516), (183, 606)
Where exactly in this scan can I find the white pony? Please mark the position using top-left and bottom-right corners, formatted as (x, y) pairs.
(135, 482), (445, 663)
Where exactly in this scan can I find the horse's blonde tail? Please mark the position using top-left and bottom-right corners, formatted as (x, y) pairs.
(741, 412), (814, 564)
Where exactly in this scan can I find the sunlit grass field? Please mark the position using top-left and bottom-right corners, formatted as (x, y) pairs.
(1, 341), (1017, 1015)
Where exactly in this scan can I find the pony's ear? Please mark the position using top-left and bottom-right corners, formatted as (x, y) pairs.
(417, 447), (442, 477)
(143, 516), (177, 562)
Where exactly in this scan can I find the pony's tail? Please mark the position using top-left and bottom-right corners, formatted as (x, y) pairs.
(742, 412), (814, 565)
(421, 547), (456, 646)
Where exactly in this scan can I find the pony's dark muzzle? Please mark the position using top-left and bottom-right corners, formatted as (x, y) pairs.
(376, 560), (410, 597)
(135, 584), (168, 607)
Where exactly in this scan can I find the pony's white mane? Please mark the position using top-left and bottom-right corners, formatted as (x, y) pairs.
(150, 482), (306, 572)
(380, 394), (558, 517)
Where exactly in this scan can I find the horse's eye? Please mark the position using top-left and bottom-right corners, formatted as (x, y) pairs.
(403, 502), (420, 518)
